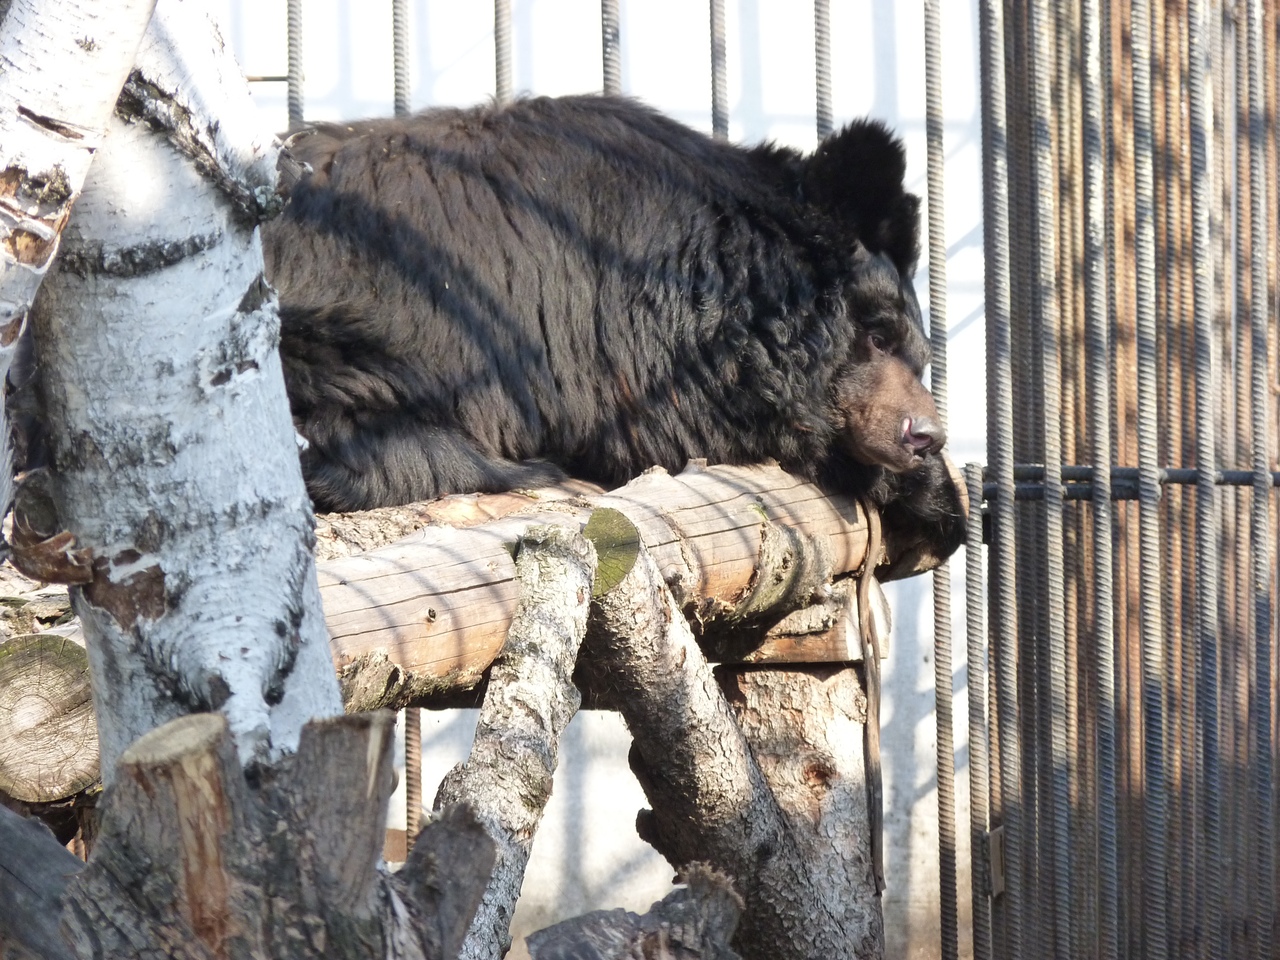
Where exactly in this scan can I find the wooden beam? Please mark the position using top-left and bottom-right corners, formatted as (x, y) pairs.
(325, 463), (875, 710)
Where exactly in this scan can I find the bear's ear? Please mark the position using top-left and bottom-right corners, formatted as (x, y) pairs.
(803, 119), (921, 277)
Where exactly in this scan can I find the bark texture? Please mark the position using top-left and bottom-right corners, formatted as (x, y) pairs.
(435, 526), (597, 960)
(47, 711), (492, 960)
(718, 666), (882, 954)
(0, 801), (82, 960)
(526, 863), (743, 960)
(0, 0), (156, 524)
(327, 463), (876, 711)
(586, 511), (884, 960)
(27, 0), (341, 777)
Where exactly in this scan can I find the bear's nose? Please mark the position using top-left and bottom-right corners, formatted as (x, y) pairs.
(902, 416), (945, 456)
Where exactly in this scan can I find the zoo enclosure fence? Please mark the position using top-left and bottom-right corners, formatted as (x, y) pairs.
(258, 2), (1280, 959)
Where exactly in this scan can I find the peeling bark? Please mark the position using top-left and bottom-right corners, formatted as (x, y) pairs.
(435, 526), (597, 960)
(586, 511), (884, 960)
(27, 0), (341, 776)
(0, 0), (157, 520)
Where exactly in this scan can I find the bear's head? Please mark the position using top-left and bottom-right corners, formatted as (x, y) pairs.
(803, 122), (943, 474)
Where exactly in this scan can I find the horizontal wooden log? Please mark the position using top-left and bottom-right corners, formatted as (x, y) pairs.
(324, 463), (874, 711)
(0, 462), (950, 801)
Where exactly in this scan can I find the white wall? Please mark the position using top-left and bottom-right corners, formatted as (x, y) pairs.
(214, 3), (989, 956)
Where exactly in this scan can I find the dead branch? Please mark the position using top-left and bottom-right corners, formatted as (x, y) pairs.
(434, 526), (597, 960)
(525, 863), (743, 960)
(582, 509), (882, 959)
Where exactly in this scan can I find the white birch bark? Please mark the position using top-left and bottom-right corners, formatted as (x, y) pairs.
(0, 0), (157, 513)
(28, 0), (341, 777)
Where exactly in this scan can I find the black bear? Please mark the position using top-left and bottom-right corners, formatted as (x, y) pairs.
(263, 95), (961, 567)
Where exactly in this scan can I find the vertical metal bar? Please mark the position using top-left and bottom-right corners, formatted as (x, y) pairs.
(405, 707), (422, 842)
(1028, 0), (1070, 955)
(925, 3), (956, 955)
(1188, 1), (1224, 957)
(393, 0), (410, 117)
(1207, 2), (1229, 947)
(1231, 10), (1252, 936)
(966, 466), (994, 960)
(1083, 0), (1119, 955)
(1005, 4), (1045, 942)
(1132, 0), (1170, 954)
(815, 0), (832, 139)
(978, 0), (1022, 954)
(601, 0), (621, 95)
(287, 0), (304, 128)
(710, 0), (728, 139)
(1245, 1), (1274, 955)
(495, 0), (513, 103)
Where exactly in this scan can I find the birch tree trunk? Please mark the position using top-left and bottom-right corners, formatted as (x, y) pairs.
(0, 0), (156, 517)
(26, 0), (342, 775)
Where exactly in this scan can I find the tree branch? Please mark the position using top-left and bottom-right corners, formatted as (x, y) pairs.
(434, 526), (597, 960)
(584, 510), (882, 959)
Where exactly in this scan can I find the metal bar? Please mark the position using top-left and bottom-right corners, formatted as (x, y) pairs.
(405, 707), (421, 841)
(815, 0), (832, 139)
(495, 0), (513, 103)
(710, 0), (728, 139)
(1082, 0), (1119, 953)
(925, 2), (956, 954)
(287, 0), (303, 128)
(1188, 1), (1224, 957)
(393, 0), (410, 117)
(1206, 6), (1229, 960)
(602, 0), (621, 95)
(978, 0), (1022, 953)
(1231, 5), (1251, 932)
(966, 463), (994, 960)
(1028, 0), (1069, 955)
(1131, 0), (1170, 954)
(1245, 2), (1274, 955)
(992, 465), (1280, 486)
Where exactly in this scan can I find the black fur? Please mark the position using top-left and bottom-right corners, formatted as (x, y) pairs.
(263, 95), (962, 560)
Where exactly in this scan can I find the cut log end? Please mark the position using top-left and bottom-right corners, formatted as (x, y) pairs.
(118, 712), (228, 768)
(0, 633), (99, 802)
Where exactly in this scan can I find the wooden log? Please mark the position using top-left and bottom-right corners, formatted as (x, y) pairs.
(0, 634), (98, 803)
(59, 714), (262, 959)
(434, 527), (597, 960)
(48, 710), (485, 960)
(0, 465), (882, 800)
(0, 802), (83, 960)
(525, 863), (743, 960)
(328, 463), (873, 711)
(584, 511), (881, 960)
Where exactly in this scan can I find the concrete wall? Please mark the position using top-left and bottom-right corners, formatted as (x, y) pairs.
(213, 3), (988, 955)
